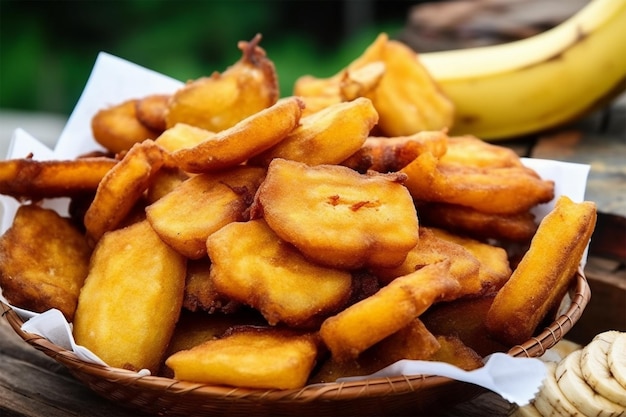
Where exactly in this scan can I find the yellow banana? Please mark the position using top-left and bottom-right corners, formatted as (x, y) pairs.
(419, 0), (626, 140)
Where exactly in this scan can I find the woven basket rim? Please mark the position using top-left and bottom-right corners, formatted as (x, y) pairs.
(1, 268), (589, 402)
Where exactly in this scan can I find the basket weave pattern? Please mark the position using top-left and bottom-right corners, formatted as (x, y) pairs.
(1, 269), (590, 417)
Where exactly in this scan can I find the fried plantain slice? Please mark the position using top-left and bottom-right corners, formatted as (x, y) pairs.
(165, 34), (279, 133)
(73, 220), (187, 374)
(417, 202), (539, 242)
(84, 139), (167, 244)
(146, 165), (266, 259)
(319, 260), (460, 361)
(428, 227), (512, 295)
(402, 152), (555, 215)
(372, 227), (482, 300)
(0, 204), (91, 321)
(248, 97), (378, 167)
(154, 123), (215, 153)
(440, 135), (524, 168)
(135, 93), (170, 132)
(165, 326), (319, 390)
(0, 157), (117, 201)
(253, 158), (419, 269)
(91, 98), (162, 153)
(206, 219), (353, 328)
(310, 318), (440, 383)
(341, 130), (449, 173)
(485, 196), (597, 346)
(171, 97), (304, 173)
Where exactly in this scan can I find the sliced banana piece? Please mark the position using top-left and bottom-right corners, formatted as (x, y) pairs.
(512, 403), (543, 417)
(608, 332), (626, 390)
(580, 331), (626, 407)
(556, 350), (625, 417)
(534, 361), (585, 417)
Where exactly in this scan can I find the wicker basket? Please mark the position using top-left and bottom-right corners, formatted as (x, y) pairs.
(1, 268), (590, 417)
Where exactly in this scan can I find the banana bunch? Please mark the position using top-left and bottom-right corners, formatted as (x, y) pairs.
(419, 0), (626, 141)
(515, 331), (626, 416)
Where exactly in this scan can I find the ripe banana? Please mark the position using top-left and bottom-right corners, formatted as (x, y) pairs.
(580, 331), (626, 407)
(555, 350), (625, 417)
(419, 0), (626, 140)
(533, 362), (585, 417)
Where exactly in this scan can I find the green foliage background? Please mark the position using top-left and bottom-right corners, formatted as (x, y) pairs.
(0, 0), (413, 116)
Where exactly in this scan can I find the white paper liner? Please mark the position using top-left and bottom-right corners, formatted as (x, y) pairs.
(0, 51), (593, 406)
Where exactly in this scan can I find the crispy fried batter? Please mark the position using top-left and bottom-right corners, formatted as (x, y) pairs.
(73, 220), (187, 373)
(417, 202), (539, 242)
(0, 157), (117, 201)
(207, 219), (353, 328)
(84, 139), (167, 244)
(372, 227), (482, 300)
(166, 34), (279, 133)
(165, 326), (319, 390)
(182, 258), (242, 314)
(341, 130), (448, 174)
(135, 93), (170, 132)
(319, 260), (459, 361)
(253, 158), (419, 269)
(92, 98), (162, 153)
(485, 196), (597, 346)
(0, 204), (91, 321)
(249, 97), (378, 167)
(402, 152), (555, 215)
(146, 165), (266, 259)
(172, 97), (304, 173)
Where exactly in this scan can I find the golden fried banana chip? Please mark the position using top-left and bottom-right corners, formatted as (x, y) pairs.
(402, 152), (555, 215)
(429, 227), (512, 295)
(135, 93), (170, 132)
(166, 34), (279, 132)
(319, 260), (460, 361)
(172, 97), (304, 173)
(91, 98), (161, 153)
(441, 135), (524, 168)
(417, 202), (539, 242)
(372, 227), (482, 300)
(207, 219), (353, 327)
(0, 157), (117, 201)
(485, 196), (597, 346)
(249, 97), (378, 166)
(341, 130), (448, 173)
(253, 158), (419, 269)
(0, 204), (91, 321)
(310, 318), (440, 383)
(294, 33), (454, 136)
(146, 165), (266, 259)
(165, 326), (319, 390)
(73, 220), (187, 373)
(154, 123), (215, 153)
(145, 167), (189, 204)
(84, 139), (167, 244)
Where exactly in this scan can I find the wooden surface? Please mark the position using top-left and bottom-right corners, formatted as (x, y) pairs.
(1, 102), (624, 416)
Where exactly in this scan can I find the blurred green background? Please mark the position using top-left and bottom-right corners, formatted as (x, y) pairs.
(0, 0), (418, 117)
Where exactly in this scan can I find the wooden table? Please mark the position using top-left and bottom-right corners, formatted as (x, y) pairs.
(1, 98), (625, 416)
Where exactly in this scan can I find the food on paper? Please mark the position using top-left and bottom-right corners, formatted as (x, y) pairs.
(0, 33), (596, 392)
(73, 220), (186, 374)
(0, 204), (91, 321)
(486, 196), (597, 346)
(0, 157), (117, 201)
(165, 326), (319, 390)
